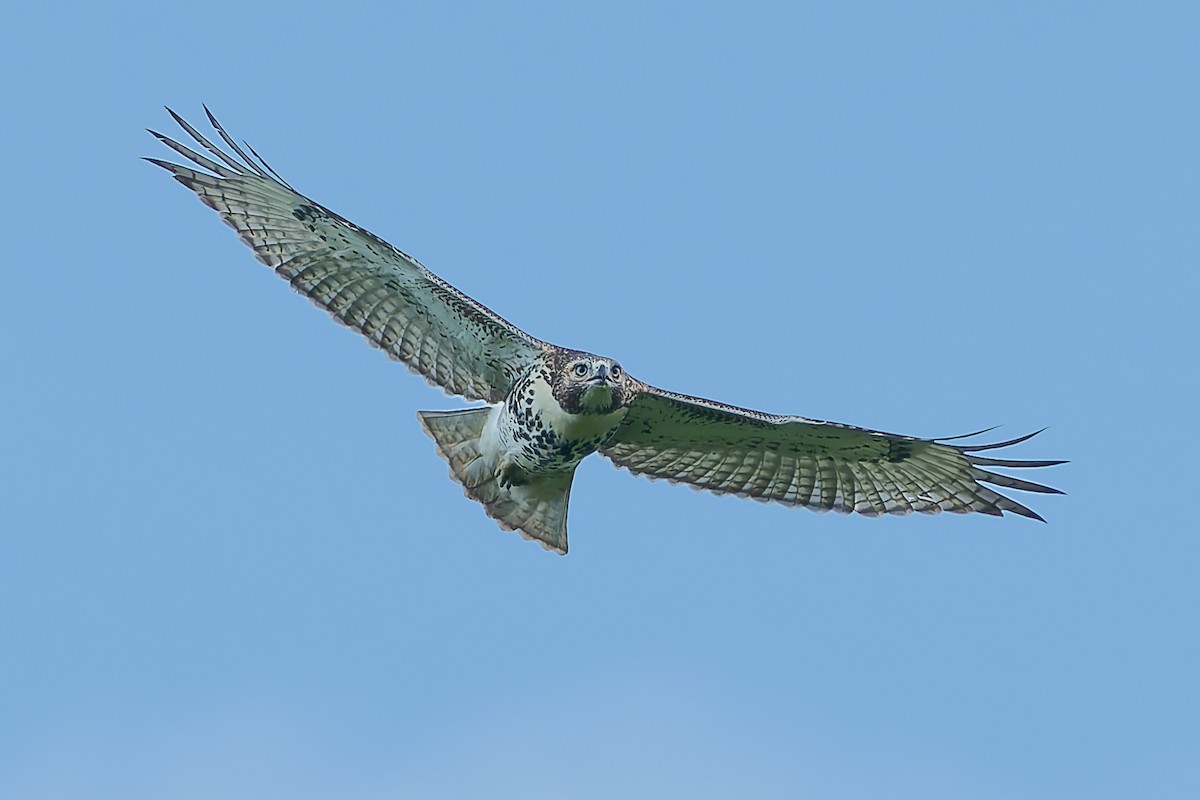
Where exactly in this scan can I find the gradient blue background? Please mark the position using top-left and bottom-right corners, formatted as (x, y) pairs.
(3, 2), (1197, 797)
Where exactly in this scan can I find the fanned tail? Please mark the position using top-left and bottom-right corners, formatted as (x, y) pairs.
(417, 409), (575, 554)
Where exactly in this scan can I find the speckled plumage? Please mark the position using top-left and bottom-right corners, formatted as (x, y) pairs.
(149, 109), (1065, 554)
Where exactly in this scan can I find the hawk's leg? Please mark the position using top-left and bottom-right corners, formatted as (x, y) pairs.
(496, 459), (530, 489)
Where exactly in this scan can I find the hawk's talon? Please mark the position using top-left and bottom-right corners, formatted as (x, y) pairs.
(496, 460), (528, 489)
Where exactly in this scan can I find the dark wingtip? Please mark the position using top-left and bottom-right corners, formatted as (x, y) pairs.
(143, 156), (177, 170)
(958, 428), (1049, 452)
(935, 425), (1001, 442)
(1003, 499), (1048, 522)
(1019, 508), (1048, 523)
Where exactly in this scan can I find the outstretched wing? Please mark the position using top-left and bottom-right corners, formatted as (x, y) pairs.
(146, 107), (547, 403)
(602, 386), (1064, 520)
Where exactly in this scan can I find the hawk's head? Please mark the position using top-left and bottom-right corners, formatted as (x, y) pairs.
(551, 351), (631, 416)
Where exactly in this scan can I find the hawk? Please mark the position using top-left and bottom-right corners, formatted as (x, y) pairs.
(147, 108), (1064, 554)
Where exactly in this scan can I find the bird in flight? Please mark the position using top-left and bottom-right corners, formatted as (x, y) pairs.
(147, 108), (1064, 554)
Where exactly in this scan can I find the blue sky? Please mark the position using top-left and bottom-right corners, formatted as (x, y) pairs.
(2, 2), (1197, 797)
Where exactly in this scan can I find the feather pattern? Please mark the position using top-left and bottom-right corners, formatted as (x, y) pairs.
(146, 107), (546, 403)
(603, 386), (1065, 520)
(149, 108), (1064, 549)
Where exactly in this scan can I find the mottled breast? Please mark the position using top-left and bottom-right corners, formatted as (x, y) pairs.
(501, 365), (629, 472)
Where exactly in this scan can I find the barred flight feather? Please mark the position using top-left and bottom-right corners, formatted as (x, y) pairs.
(147, 108), (546, 404)
(602, 387), (1065, 521)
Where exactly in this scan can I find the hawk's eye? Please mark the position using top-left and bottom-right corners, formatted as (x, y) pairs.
(610, 364), (622, 379)
(573, 362), (589, 377)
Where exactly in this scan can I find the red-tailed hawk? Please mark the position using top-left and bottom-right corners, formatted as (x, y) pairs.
(148, 108), (1064, 554)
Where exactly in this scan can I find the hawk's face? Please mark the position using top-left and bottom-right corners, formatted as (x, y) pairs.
(552, 353), (629, 416)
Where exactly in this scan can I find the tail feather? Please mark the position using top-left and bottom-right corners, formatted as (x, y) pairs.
(418, 408), (575, 554)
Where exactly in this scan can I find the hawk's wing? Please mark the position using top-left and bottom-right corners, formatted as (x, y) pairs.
(147, 108), (547, 403)
(602, 386), (1064, 519)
